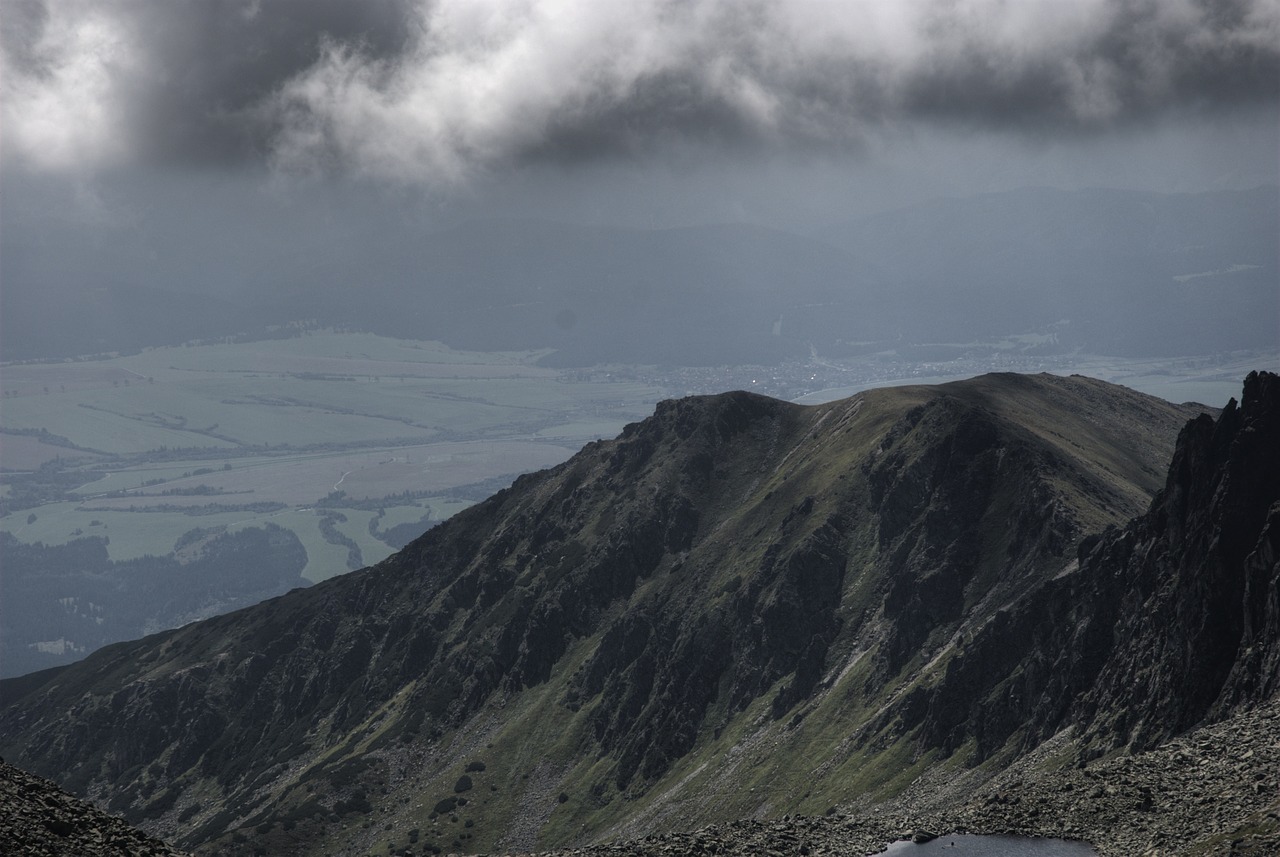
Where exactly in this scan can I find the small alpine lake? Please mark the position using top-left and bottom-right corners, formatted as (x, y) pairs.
(879, 834), (1098, 856)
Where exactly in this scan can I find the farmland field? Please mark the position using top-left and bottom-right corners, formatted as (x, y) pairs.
(1, 331), (670, 584)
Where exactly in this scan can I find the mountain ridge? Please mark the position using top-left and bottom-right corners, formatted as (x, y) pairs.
(1, 372), (1221, 856)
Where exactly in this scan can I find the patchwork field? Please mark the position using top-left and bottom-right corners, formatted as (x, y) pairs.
(0, 331), (668, 583)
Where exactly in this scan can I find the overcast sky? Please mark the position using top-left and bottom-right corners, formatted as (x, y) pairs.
(2, 0), (1278, 230)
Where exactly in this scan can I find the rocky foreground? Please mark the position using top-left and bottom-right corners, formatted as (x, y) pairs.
(932, 700), (1280, 856)
(3, 691), (1276, 857)
(0, 756), (189, 856)
(514, 696), (1280, 857)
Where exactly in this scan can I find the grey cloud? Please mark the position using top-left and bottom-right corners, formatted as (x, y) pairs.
(0, 1), (48, 70)
(2, 0), (414, 169)
(3, 0), (1277, 180)
(123, 0), (415, 165)
(894, 0), (1280, 130)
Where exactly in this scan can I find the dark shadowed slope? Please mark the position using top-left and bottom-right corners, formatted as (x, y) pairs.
(902, 371), (1280, 764)
(0, 374), (1206, 855)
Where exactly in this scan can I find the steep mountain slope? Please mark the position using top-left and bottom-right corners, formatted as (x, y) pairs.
(0, 374), (1204, 856)
(503, 368), (1280, 856)
(901, 371), (1280, 764)
(866, 369), (1280, 856)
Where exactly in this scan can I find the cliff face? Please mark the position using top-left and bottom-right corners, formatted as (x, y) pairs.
(1077, 370), (1280, 747)
(0, 374), (1217, 856)
(907, 371), (1280, 764)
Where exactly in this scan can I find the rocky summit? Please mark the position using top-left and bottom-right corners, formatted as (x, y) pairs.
(1, 372), (1277, 857)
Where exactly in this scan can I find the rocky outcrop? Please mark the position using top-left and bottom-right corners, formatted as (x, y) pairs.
(0, 757), (188, 857)
(902, 371), (1280, 764)
(1076, 372), (1280, 751)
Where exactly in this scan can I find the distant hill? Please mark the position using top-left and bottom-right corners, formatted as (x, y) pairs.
(0, 524), (309, 678)
(5, 186), (1274, 364)
(300, 218), (881, 367)
(818, 185), (1279, 356)
(11, 372), (1270, 857)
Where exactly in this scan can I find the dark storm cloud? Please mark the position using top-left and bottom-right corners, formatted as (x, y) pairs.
(3, 0), (1277, 181)
(126, 0), (414, 165)
(894, 0), (1280, 130)
(2, 0), (414, 169)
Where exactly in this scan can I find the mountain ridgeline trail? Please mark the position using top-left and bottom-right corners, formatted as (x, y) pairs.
(2, 372), (1277, 857)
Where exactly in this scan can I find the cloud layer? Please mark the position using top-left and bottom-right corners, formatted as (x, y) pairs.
(4, 0), (1278, 182)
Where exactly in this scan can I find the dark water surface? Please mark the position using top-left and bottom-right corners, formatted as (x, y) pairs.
(880, 834), (1099, 856)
